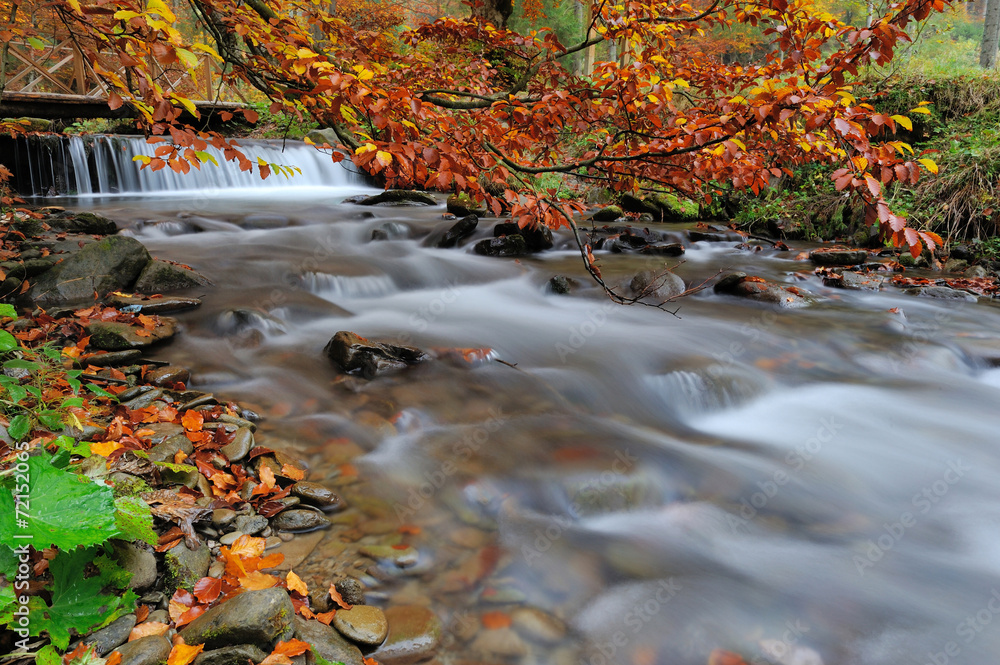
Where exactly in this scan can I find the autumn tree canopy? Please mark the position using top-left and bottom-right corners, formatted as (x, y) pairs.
(4, 0), (950, 258)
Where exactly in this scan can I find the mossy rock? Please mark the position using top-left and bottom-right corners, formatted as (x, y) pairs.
(165, 542), (211, 594)
(28, 235), (151, 307)
(446, 192), (487, 217)
(134, 260), (211, 293)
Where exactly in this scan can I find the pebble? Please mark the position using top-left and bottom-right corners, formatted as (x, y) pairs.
(334, 578), (367, 606)
(470, 627), (529, 659)
(234, 514), (268, 535)
(372, 605), (442, 665)
(79, 614), (136, 655)
(271, 509), (331, 532)
(221, 427), (254, 462)
(146, 366), (191, 387)
(113, 635), (171, 665)
(333, 605), (389, 646)
(217, 413), (258, 432)
(219, 531), (244, 546)
(208, 561), (226, 578)
(292, 481), (344, 510)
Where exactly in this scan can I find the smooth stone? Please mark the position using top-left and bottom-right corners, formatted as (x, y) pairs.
(112, 635), (171, 665)
(134, 259), (212, 293)
(212, 509), (237, 528)
(360, 545), (418, 567)
(333, 605), (389, 646)
(164, 541), (211, 593)
(639, 242), (685, 256)
(139, 422), (185, 446)
(296, 618), (363, 665)
(436, 215), (478, 248)
(192, 645), (269, 665)
(80, 614), (136, 655)
(181, 588), (295, 650)
(292, 481), (344, 510)
(493, 222), (553, 252)
(966, 265), (989, 278)
(217, 414), (257, 432)
(106, 294), (202, 314)
(809, 248), (868, 266)
(234, 514), (268, 535)
(511, 607), (567, 644)
(122, 388), (165, 410)
(271, 509), (331, 532)
(324, 331), (429, 379)
(112, 541), (158, 591)
(903, 286), (978, 301)
(470, 627), (529, 658)
(221, 427), (254, 462)
(79, 349), (143, 367)
(824, 270), (883, 291)
(146, 366), (190, 387)
(629, 270), (685, 300)
(357, 190), (437, 206)
(87, 318), (177, 351)
(219, 531), (244, 546)
(714, 273), (811, 308)
(372, 605), (442, 665)
(591, 205), (622, 221)
(148, 434), (194, 463)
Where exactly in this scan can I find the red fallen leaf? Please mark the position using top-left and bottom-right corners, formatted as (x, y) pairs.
(175, 605), (206, 627)
(63, 642), (93, 665)
(193, 576), (222, 603)
(135, 604), (150, 623)
(328, 584), (353, 610)
(128, 621), (169, 642)
(105, 652), (122, 665)
(480, 611), (511, 629)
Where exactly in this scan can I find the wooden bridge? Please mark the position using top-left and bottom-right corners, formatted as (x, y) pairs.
(0, 38), (246, 119)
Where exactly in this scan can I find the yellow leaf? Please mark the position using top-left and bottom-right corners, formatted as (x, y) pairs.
(909, 107), (931, 115)
(167, 643), (203, 665)
(890, 115), (913, 131)
(66, 0), (82, 13)
(171, 94), (198, 117)
(355, 143), (377, 155)
(356, 68), (374, 82)
(147, 0), (177, 22)
(91, 441), (122, 457)
(175, 48), (199, 70)
(113, 10), (142, 20)
(918, 158), (939, 174)
(286, 571), (308, 595)
(375, 151), (393, 167)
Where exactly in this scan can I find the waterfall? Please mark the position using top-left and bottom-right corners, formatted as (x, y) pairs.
(0, 134), (365, 196)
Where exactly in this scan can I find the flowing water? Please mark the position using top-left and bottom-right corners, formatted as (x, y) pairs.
(18, 137), (1000, 665)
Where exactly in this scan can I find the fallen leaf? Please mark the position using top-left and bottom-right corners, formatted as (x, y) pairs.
(280, 463), (305, 480)
(90, 440), (123, 457)
(328, 584), (353, 610)
(315, 610), (336, 625)
(286, 571), (308, 596)
(167, 642), (204, 665)
(239, 570), (280, 590)
(105, 652), (122, 665)
(193, 576), (222, 603)
(129, 621), (170, 642)
(481, 611), (511, 629)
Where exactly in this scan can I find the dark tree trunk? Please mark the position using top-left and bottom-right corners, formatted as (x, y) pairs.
(472, 0), (513, 28)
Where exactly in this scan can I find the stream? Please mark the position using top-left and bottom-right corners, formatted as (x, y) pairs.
(21, 137), (1000, 665)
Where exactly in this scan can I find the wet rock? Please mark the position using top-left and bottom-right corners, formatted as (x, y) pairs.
(951, 244), (974, 261)
(609, 233), (648, 252)
(28, 235), (151, 307)
(809, 248), (868, 266)
(181, 588), (295, 650)
(78, 614), (136, 655)
(212, 509), (237, 529)
(78, 349), (144, 367)
(86, 318), (177, 350)
(903, 286), (978, 302)
(688, 230), (725, 242)
(494, 222), (553, 252)
(113, 634), (171, 665)
(305, 128), (339, 146)
(217, 414), (257, 432)
(221, 427), (254, 462)
(620, 193), (687, 222)
(945, 258), (969, 273)
(292, 481), (344, 510)
(548, 275), (574, 295)
(629, 270), (685, 300)
(446, 193), (487, 217)
(140, 422), (185, 446)
(436, 215), (478, 248)
(324, 331), (430, 379)
(165, 541), (212, 593)
(360, 544), (418, 567)
(48, 212), (118, 235)
(356, 190), (437, 207)
(296, 618), (363, 665)
(219, 532), (243, 546)
(714, 272), (812, 307)
(192, 645), (269, 665)
(823, 270), (884, 291)
(112, 541), (158, 591)
(470, 627), (529, 659)
(372, 606), (442, 665)
(146, 365), (190, 387)
(334, 578), (367, 606)
(371, 222), (411, 241)
(234, 514), (268, 535)
(215, 308), (284, 336)
(591, 205), (622, 222)
(134, 259), (212, 293)
(511, 607), (567, 644)
(333, 605), (389, 646)
(966, 265), (989, 279)
(271, 509), (331, 532)
(639, 243), (685, 257)
(122, 388), (165, 411)
(474, 235), (527, 257)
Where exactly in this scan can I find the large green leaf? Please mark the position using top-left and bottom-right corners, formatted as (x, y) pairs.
(29, 547), (136, 649)
(114, 496), (157, 546)
(0, 454), (117, 551)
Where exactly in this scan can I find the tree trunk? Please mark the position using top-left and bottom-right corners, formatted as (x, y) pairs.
(574, 0), (584, 75)
(981, 0), (1000, 68)
(472, 0), (513, 28)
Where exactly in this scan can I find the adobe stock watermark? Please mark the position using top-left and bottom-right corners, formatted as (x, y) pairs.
(924, 588), (1000, 665)
(395, 281), (462, 348)
(580, 578), (682, 665)
(727, 416), (843, 534)
(854, 458), (970, 575)
(521, 448), (638, 566)
(10, 441), (35, 651)
(393, 407), (506, 522)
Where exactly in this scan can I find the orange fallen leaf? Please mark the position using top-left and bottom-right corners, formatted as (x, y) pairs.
(239, 570), (280, 590)
(134, 328), (152, 338)
(193, 576), (222, 603)
(280, 463), (305, 480)
(167, 642), (204, 665)
(707, 649), (750, 665)
(362, 657), (379, 665)
(286, 571), (308, 596)
(315, 610), (336, 625)
(129, 621), (170, 642)
(105, 652), (122, 665)
(328, 584), (353, 610)
(181, 409), (204, 432)
(90, 440), (122, 457)
(480, 611), (511, 629)
(258, 464), (276, 489)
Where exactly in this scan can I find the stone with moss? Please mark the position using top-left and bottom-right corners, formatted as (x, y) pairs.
(164, 541), (212, 594)
(27, 235), (151, 307)
(182, 588), (296, 650)
(134, 260), (211, 293)
(446, 192), (487, 217)
(86, 318), (177, 350)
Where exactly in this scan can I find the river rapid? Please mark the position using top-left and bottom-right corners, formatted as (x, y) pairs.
(40, 140), (1000, 665)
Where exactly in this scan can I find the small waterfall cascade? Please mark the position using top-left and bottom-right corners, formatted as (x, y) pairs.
(0, 134), (364, 196)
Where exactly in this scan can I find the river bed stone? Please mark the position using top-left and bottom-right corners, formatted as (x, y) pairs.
(372, 605), (443, 665)
(333, 605), (389, 646)
(181, 587), (295, 650)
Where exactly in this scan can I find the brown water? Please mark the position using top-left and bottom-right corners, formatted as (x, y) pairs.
(57, 175), (1000, 665)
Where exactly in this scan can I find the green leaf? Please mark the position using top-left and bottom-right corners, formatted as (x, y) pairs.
(29, 546), (137, 649)
(0, 454), (117, 551)
(310, 648), (345, 665)
(113, 496), (157, 546)
(85, 383), (117, 400)
(52, 435), (91, 458)
(0, 331), (18, 352)
(27, 37), (45, 50)
(0, 582), (14, 616)
(0, 545), (17, 578)
(8, 415), (31, 440)
(0, 304), (17, 319)
(37, 410), (64, 431)
(36, 645), (61, 665)
(3, 359), (39, 371)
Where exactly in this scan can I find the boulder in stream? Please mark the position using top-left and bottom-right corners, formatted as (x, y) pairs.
(28, 235), (151, 307)
(809, 247), (868, 267)
(180, 587), (295, 650)
(714, 272), (812, 307)
(474, 235), (527, 257)
(355, 190), (437, 207)
(446, 192), (487, 217)
(86, 318), (177, 350)
(436, 215), (479, 248)
(134, 259), (211, 293)
(325, 331), (430, 379)
(494, 222), (553, 252)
